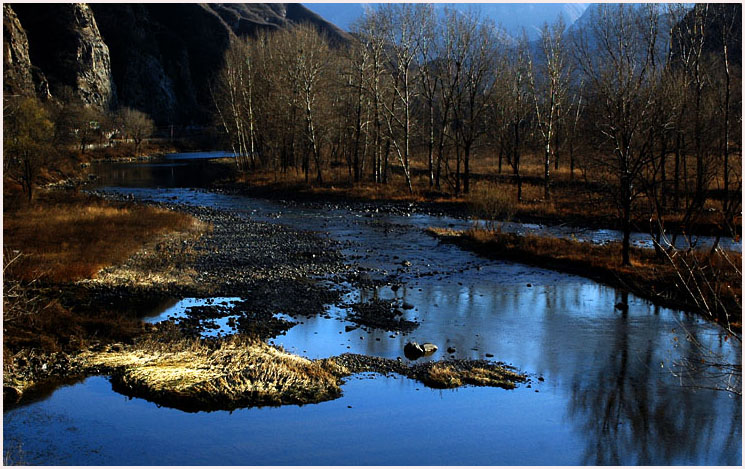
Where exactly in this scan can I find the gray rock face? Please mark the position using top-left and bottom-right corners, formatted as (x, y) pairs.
(68, 4), (116, 109)
(10, 3), (115, 110)
(3, 5), (34, 97)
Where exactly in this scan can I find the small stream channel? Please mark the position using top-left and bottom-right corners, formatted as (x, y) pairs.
(4, 154), (741, 465)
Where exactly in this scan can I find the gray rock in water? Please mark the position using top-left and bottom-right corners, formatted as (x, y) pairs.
(422, 343), (438, 356)
(404, 341), (425, 360)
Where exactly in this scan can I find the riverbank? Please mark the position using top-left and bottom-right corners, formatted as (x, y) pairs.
(427, 227), (742, 333)
(2, 189), (205, 399)
(2, 187), (345, 402)
(217, 167), (740, 237)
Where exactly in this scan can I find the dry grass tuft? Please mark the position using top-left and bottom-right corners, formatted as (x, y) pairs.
(467, 183), (517, 224)
(419, 363), (524, 389)
(80, 334), (344, 410)
(422, 363), (463, 388)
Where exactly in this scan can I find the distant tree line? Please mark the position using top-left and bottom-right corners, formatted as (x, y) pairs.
(212, 3), (740, 265)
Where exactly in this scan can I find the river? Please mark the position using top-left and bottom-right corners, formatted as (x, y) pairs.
(3, 154), (741, 465)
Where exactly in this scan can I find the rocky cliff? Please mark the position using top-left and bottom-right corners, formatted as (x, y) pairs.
(3, 3), (350, 125)
(3, 4), (35, 98)
(11, 3), (115, 110)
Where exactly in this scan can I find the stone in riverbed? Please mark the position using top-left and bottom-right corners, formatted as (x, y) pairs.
(404, 341), (425, 359)
(422, 343), (438, 356)
(404, 341), (438, 360)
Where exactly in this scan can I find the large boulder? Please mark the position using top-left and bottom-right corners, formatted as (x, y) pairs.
(404, 341), (425, 360)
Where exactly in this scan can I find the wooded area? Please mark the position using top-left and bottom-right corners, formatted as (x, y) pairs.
(212, 3), (741, 265)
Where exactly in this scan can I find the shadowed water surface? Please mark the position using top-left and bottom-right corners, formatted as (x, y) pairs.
(4, 156), (740, 465)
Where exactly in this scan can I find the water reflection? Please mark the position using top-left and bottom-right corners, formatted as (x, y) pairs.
(90, 158), (225, 188)
(566, 308), (741, 465)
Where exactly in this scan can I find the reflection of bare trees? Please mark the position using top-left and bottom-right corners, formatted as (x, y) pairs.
(566, 307), (741, 465)
(671, 325), (741, 396)
(353, 267), (740, 464)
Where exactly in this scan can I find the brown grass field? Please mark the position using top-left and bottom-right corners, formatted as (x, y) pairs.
(4, 190), (202, 283)
(3, 187), (206, 357)
(233, 148), (741, 235)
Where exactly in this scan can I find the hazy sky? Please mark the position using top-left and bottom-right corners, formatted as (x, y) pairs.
(303, 3), (591, 40)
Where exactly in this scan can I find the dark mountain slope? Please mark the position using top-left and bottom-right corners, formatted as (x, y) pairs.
(11, 3), (115, 109)
(4, 3), (350, 125)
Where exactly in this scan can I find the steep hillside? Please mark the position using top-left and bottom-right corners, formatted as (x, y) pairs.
(10, 3), (115, 109)
(3, 3), (350, 125)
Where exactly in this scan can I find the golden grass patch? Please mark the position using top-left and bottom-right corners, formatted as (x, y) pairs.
(81, 335), (344, 410)
(420, 363), (524, 389)
(4, 191), (206, 283)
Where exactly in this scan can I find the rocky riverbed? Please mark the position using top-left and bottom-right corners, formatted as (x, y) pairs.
(4, 189), (531, 408)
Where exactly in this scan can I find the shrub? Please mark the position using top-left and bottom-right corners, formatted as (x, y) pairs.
(467, 184), (517, 228)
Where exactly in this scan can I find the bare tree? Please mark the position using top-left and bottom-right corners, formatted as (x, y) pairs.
(709, 4), (742, 250)
(275, 24), (333, 185)
(414, 4), (439, 188)
(565, 80), (584, 180)
(376, 3), (427, 193)
(119, 107), (155, 157)
(448, 9), (499, 195)
(353, 11), (391, 184)
(492, 36), (531, 202)
(340, 39), (372, 183)
(432, 8), (463, 192)
(529, 16), (571, 200)
(574, 4), (665, 265)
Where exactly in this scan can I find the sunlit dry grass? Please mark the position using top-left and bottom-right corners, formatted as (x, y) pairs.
(419, 362), (525, 389)
(80, 333), (345, 410)
(4, 191), (205, 282)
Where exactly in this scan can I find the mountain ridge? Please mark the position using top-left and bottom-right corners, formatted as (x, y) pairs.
(4, 3), (350, 125)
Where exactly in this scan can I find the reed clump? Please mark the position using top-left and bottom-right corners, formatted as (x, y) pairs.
(417, 362), (525, 389)
(80, 332), (345, 411)
(467, 184), (517, 225)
